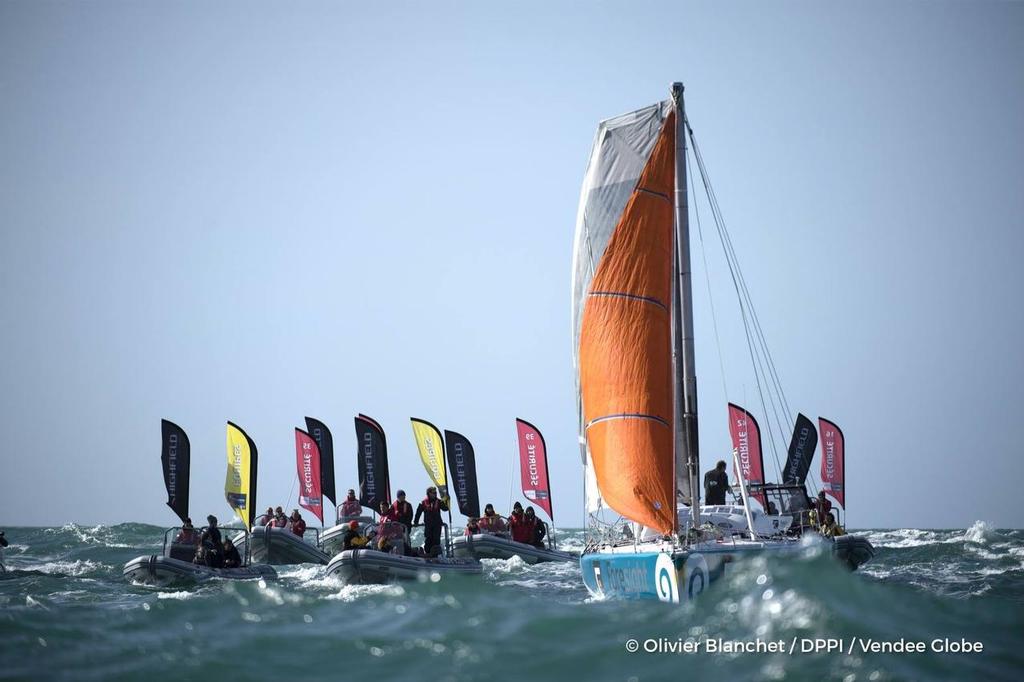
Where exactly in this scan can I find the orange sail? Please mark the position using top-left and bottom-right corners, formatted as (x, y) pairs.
(578, 111), (676, 534)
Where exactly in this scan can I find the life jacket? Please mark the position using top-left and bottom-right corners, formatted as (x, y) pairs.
(509, 513), (535, 543)
(291, 519), (306, 536)
(340, 499), (362, 517)
(392, 500), (414, 525)
(272, 515), (288, 528)
(479, 514), (506, 533)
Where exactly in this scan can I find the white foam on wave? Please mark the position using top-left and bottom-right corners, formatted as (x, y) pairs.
(157, 591), (194, 600)
(325, 583), (404, 602)
(963, 520), (993, 544)
(33, 559), (109, 577)
(45, 523), (135, 548)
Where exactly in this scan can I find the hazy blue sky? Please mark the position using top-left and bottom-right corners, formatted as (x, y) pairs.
(1, 1), (1021, 529)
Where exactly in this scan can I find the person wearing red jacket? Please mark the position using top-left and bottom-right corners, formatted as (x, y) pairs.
(289, 509), (307, 537)
(508, 502), (536, 544)
(390, 490), (414, 535)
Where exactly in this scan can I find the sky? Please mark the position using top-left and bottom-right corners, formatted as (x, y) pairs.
(1, 1), (1022, 530)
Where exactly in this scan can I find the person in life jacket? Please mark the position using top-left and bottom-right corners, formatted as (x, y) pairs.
(814, 491), (833, 526)
(703, 460), (729, 505)
(256, 507), (274, 526)
(465, 517), (480, 537)
(477, 503), (508, 534)
(391, 490), (414, 535)
(222, 538), (242, 568)
(376, 500), (405, 552)
(272, 507), (289, 528)
(175, 518), (199, 545)
(508, 502), (536, 544)
(413, 486), (449, 557)
(339, 489), (362, 519)
(199, 515), (224, 568)
(526, 507), (547, 548)
(289, 509), (306, 537)
(341, 520), (369, 550)
(819, 512), (845, 539)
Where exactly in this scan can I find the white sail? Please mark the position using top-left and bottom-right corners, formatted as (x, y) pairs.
(571, 100), (672, 513)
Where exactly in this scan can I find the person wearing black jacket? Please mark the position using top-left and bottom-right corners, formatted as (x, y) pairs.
(527, 507), (547, 549)
(413, 486), (449, 557)
(703, 460), (729, 506)
(222, 539), (242, 568)
(199, 515), (224, 568)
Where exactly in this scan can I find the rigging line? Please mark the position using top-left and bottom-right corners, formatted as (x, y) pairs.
(692, 139), (817, 496)
(690, 132), (791, 447)
(687, 146), (729, 401)
(688, 127), (785, 478)
(689, 129), (821, 497)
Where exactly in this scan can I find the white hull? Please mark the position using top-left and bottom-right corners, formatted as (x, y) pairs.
(325, 549), (481, 584)
(451, 534), (576, 564)
(122, 555), (277, 587)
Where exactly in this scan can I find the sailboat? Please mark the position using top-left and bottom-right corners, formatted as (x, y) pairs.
(230, 426), (331, 565)
(451, 419), (576, 563)
(123, 420), (277, 586)
(573, 84), (873, 602)
(324, 416), (482, 583)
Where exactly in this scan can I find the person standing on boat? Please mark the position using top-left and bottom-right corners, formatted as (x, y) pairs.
(526, 507), (547, 548)
(289, 509), (306, 537)
(199, 515), (224, 568)
(509, 502), (536, 544)
(703, 460), (729, 505)
(414, 486), (449, 557)
(340, 489), (362, 519)
(175, 518), (199, 545)
(812, 491), (833, 528)
(391, 490), (414, 535)
(257, 507), (274, 526)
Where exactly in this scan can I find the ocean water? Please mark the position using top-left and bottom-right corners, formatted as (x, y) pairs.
(0, 522), (1021, 681)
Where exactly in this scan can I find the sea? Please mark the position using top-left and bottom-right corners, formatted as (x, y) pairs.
(0, 522), (1021, 681)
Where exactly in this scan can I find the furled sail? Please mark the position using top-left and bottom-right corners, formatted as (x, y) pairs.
(577, 110), (677, 534)
(818, 417), (845, 508)
(516, 418), (554, 522)
(410, 418), (448, 499)
(783, 413), (818, 484)
(572, 100), (674, 513)
(225, 421), (258, 530)
(295, 428), (323, 523)
(444, 430), (480, 518)
(354, 414), (391, 510)
(727, 403), (766, 508)
(304, 417), (335, 508)
(161, 419), (190, 524)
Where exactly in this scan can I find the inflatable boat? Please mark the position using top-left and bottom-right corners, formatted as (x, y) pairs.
(122, 527), (277, 587)
(231, 525), (329, 565)
(325, 548), (481, 584)
(123, 553), (277, 587)
(451, 533), (576, 564)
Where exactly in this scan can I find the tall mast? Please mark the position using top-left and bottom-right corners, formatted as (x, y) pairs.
(671, 82), (700, 529)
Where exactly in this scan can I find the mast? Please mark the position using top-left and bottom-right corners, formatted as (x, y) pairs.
(671, 82), (700, 529)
